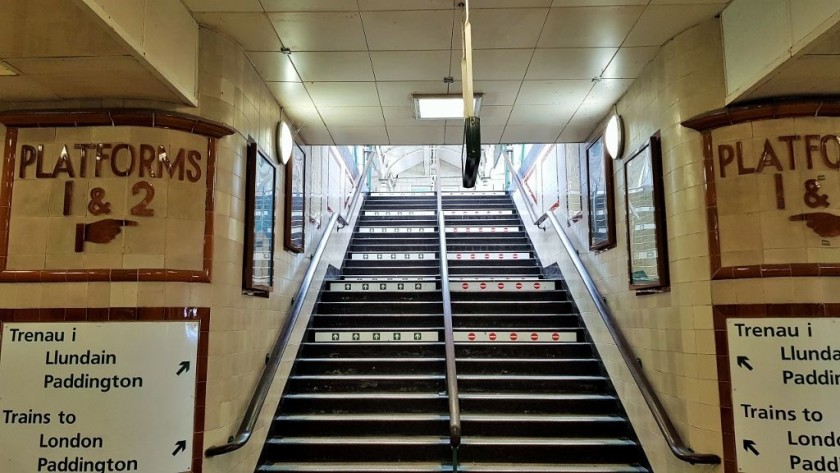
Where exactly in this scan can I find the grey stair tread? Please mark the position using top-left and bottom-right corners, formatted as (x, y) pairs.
(298, 358), (446, 363)
(458, 358), (597, 363)
(459, 393), (613, 400)
(259, 463), (453, 472)
(267, 436), (449, 445)
(458, 464), (649, 472)
(457, 375), (606, 381)
(462, 437), (637, 446)
(292, 374), (446, 380)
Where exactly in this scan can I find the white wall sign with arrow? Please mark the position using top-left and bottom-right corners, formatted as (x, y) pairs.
(727, 317), (840, 472)
(0, 321), (199, 472)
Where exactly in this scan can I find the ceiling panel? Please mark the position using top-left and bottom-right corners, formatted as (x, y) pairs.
(284, 106), (325, 127)
(537, 6), (644, 48)
(330, 126), (390, 144)
(291, 52), (374, 81)
(248, 52), (300, 81)
(465, 80), (522, 106)
(551, 0), (646, 5)
(387, 126), (446, 145)
(358, 0), (453, 10)
(193, 13), (283, 51)
(0, 75), (60, 101)
(318, 106), (385, 127)
(502, 125), (564, 143)
(446, 105), (512, 127)
(526, 48), (617, 80)
(602, 46), (658, 78)
(460, 9), (549, 49)
(449, 49), (533, 81)
(624, 4), (724, 47)
(508, 104), (577, 126)
(516, 80), (593, 105)
(267, 81), (313, 108)
(183, 0), (263, 12)
(267, 12), (367, 51)
(306, 82), (380, 107)
(298, 125), (334, 145)
(361, 10), (455, 50)
(444, 125), (504, 144)
(557, 120), (595, 142)
(586, 78), (633, 106)
(370, 51), (451, 81)
(376, 81), (450, 107)
(473, 0), (552, 7)
(260, 0), (358, 11)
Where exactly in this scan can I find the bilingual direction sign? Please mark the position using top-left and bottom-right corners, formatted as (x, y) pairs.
(728, 318), (840, 472)
(0, 322), (199, 472)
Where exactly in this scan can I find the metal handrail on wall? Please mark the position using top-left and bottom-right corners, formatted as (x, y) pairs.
(205, 158), (373, 457)
(435, 161), (462, 450)
(503, 155), (720, 465)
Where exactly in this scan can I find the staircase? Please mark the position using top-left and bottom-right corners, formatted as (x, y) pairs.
(256, 191), (650, 473)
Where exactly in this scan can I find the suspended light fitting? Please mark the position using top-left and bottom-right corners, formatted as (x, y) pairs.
(605, 113), (624, 159)
(277, 121), (294, 165)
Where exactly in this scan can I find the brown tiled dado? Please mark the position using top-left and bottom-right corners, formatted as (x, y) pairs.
(0, 307), (210, 473)
(712, 304), (838, 473)
(688, 102), (840, 280)
(0, 114), (227, 283)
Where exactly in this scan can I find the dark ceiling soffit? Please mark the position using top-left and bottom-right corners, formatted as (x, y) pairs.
(0, 109), (236, 138)
(682, 98), (840, 132)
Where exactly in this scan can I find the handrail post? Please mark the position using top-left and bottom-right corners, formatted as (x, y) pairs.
(503, 156), (720, 465)
(435, 160), (461, 450)
(205, 158), (374, 457)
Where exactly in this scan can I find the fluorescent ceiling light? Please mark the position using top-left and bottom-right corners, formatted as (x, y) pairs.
(413, 94), (482, 120)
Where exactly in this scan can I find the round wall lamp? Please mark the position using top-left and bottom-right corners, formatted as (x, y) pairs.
(605, 114), (624, 159)
(277, 121), (293, 165)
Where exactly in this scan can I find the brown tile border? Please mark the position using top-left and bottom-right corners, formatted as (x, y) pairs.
(689, 100), (840, 280)
(0, 307), (210, 473)
(0, 113), (227, 283)
(0, 109), (236, 139)
(713, 303), (839, 473)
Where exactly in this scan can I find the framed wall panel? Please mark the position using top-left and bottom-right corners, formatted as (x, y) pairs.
(586, 137), (616, 250)
(624, 133), (669, 291)
(243, 141), (276, 296)
(284, 142), (306, 253)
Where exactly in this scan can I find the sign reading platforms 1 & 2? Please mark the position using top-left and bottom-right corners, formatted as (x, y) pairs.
(728, 318), (840, 472)
(0, 322), (198, 472)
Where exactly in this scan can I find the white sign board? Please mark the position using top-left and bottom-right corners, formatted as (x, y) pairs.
(728, 318), (840, 472)
(0, 322), (199, 472)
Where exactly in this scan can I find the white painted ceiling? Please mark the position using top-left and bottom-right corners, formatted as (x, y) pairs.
(186, 0), (728, 145)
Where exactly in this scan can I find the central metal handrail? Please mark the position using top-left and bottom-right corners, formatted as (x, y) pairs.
(504, 155), (720, 465)
(205, 157), (373, 457)
(435, 161), (461, 449)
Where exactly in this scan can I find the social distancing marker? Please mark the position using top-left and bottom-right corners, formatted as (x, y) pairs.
(447, 252), (529, 261)
(315, 331), (439, 343)
(341, 276), (437, 282)
(358, 227), (435, 233)
(330, 281), (436, 292)
(445, 226), (519, 233)
(443, 191), (506, 196)
(454, 331), (577, 343)
(351, 252), (436, 261)
(451, 280), (553, 292)
(371, 192), (434, 197)
(443, 210), (513, 216)
(364, 210), (435, 216)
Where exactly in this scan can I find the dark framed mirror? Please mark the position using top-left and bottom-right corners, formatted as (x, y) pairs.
(243, 141), (276, 297)
(284, 142), (306, 253)
(624, 132), (669, 291)
(586, 136), (616, 250)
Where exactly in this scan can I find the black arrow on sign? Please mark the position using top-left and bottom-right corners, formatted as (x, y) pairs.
(736, 356), (753, 371)
(172, 440), (187, 456)
(743, 439), (759, 456)
(176, 361), (190, 376)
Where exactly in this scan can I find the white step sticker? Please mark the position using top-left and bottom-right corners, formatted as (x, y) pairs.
(351, 253), (436, 261)
(330, 281), (436, 292)
(364, 210), (435, 216)
(341, 276), (437, 282)
(370, 192), (434, 197)
(454, 331), (577, 343)
(443, 191), (506, 196)
(443, 210), (513, 216)
(450, 280), (554, 291)
(314, 331), (439, 342)
(358, 227), (435, 233)
(445, 226), (519, 233)
(447, 252), (530, 261)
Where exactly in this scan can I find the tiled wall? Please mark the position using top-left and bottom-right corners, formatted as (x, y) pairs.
(521, 19), (726, 472)
(0, 28), (356, 473)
